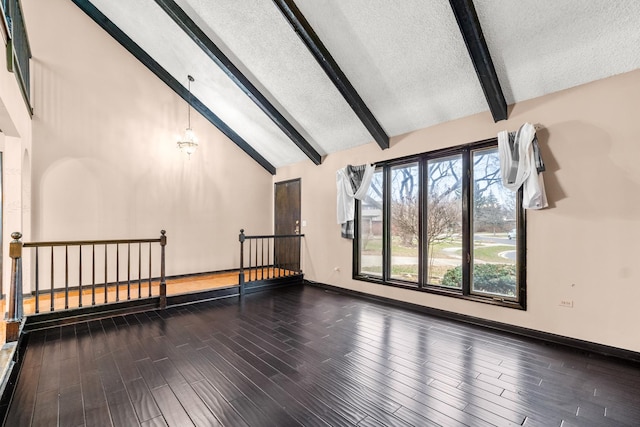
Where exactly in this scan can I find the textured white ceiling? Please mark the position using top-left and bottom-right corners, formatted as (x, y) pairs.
(475, 0), (640, 104)
(294, 0), (488, 136)
(174, 0), (372, 155)
(87, 0), (640, 170)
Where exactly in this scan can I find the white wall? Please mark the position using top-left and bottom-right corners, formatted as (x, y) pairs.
(23, 0), (273, 285)
(0, 8), (32, 301)
(276, 69), (640, 353)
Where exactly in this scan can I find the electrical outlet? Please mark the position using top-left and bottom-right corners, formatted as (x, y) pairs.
(559, 300), (573, 308)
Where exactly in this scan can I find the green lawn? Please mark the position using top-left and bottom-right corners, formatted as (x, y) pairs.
(361, 238), (417, 256)
(472, 245), (515, 263)
(361, 264), (460, 286)
(360, 233), (516, 289)
(362, 237), (463, 258)
(363, 236), (514, 264)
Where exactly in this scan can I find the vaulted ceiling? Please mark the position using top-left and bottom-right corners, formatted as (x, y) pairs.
(73, 0), (640, 174)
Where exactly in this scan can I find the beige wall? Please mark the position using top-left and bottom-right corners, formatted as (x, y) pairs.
(23, 0), (273, 281)
(276, 69), (640, 353)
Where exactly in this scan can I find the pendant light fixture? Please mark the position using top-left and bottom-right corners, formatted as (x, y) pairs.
(177, 75), (198, 158)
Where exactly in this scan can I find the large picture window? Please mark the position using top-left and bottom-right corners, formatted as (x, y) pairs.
(354, 139), (525, 309)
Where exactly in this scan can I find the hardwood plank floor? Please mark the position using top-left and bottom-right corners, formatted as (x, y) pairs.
(4, 285), (640, 426)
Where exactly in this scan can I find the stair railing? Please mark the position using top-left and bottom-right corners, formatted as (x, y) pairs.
(4, 230), (167, 342)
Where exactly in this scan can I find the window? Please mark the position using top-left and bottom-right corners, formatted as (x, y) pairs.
(426, 154), (463, 288)
(354, 139), (525, 309)
(358, 169), (383, 278)
(471, 147), (518, 298)
(390, 163), (419, 282)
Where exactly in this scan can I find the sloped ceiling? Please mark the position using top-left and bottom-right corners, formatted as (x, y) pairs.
(75, 0), (640, 173)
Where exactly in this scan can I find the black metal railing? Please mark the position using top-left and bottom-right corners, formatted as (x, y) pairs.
(238, 229), (304, 294)
(4, 231), (167, 341)
(5, 0), (31, 110)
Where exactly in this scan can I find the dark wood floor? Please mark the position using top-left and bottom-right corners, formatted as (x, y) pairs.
(4, 285), (640, 427)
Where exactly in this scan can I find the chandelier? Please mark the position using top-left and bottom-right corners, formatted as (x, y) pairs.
(177, 75), (198, 158)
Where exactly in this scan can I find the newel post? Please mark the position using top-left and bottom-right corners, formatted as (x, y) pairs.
(239, 229), (245, 296)
(159, 230), (167, 309)
(6, 232), (24, 342)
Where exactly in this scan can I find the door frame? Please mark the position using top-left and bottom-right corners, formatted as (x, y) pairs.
(274, 178), (301, 234)
(274, 178), (301, 273)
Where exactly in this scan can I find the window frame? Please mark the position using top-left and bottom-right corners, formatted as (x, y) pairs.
(353, 137), (526, 310)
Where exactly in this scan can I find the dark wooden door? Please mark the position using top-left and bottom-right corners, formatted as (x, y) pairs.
(274, 179), (301, 273)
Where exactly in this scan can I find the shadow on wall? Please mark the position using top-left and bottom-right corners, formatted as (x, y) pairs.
(545, 120), (640, 219)
(534, 125), (564, 209)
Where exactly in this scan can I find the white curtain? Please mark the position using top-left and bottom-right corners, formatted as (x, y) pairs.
(336, 164), (374, 239)
(498, 123), (548, 209)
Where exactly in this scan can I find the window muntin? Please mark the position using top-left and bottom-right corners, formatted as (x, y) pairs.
(471, 147), (517, 298)
(358, 170), (383, 278)
(354, 140), (525, 309)
(426, 155), (463, 288)
(390, 163), (419, 283)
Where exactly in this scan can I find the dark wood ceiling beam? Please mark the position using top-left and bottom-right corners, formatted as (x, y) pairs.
(272, 0), (389, 150)
(71, 0), (276, 174)
(154, 0), (322, 165)
(449, 0), (507, 122)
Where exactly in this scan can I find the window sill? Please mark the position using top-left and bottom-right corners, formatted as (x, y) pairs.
(353, 275), (525, 310)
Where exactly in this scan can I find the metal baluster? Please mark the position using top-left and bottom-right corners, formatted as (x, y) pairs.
(285, 236), (288, 277)
(288, 236), (292, 276)
(276, 237), (281, 278)
(238, 230), (245, 296)
(248, 239), (252, 281)
(116, 244), (120, 302)
(297, 235), (301, 274)
(291, 236), (295, 276)
(148, 242), (152, 297)
(78, 245), (83, 308)
(138, 243), (142, 299)
(254, 238), (258, 281)
(284, 237), (288, 277)
(274, 237), (278, 278)
(104, 244), (108, 303)
(159, 230), (167, 309)
(127, 243), (131, 300)
(35, 247), (39, 314)
(294, 235), (298, 275)
(254, 239), (258, 281)
(260, 238), (264, 280)
(267, 238), (271, 279)
(284, 236), (288, 276)
(65, 245), (69, 309)
(50, 246), (54, 312)
(92, 245), (96, 306)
